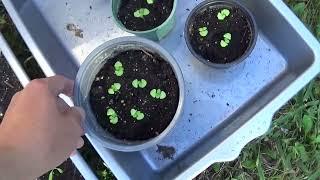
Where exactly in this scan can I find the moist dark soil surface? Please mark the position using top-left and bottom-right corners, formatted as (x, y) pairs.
(0, 57), (22, 123)
(187, 4), (253, 64)
(118, 0), (174, 31)
(90, 50), (179, 141)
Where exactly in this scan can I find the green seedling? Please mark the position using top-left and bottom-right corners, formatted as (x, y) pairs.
(150, 89), (166, 99)
(217, 9), (230, 20)
(108, 83), (121, 94)
(130, 108), (145, 120)
(198, 27), (208, 37)
(107, 108), (118, 124)
(132, 79), (147, 88)
(220, 33), (232, 48)
(134, 8), (150, 18)
(146, 0), (154, 4)
(114, 61), (124, 76)
(48, 168), (63, 180)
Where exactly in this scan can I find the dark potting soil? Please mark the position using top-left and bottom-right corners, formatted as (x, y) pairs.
(90, 50), (179, 141)
(0, 57), (22, 123)
(118, 0), (174, 31)
(187, 4), (253, 64)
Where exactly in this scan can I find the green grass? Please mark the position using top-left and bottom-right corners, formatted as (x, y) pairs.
(197, 1), (320, 179)
(198, 80), (320, 180)
(287, 0), (320, 39)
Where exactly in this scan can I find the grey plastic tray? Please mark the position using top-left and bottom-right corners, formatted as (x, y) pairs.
(3, 0), (320, 179)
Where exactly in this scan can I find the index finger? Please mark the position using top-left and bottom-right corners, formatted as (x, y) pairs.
(42, 75), (74, 97)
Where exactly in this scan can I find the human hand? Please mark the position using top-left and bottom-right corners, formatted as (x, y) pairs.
(0, 75), (84, 180)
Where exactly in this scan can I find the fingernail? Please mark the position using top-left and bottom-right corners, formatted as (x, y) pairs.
(70, 150), (77, 157)
(77, 138), (84, 149)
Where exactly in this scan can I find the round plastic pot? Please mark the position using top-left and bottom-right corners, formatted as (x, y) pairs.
(184, 0), (258, 68)
(112, 0), (177, 41)
(74, 36), (184, 152)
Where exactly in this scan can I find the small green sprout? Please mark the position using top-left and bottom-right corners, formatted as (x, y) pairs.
(220, 33), (232, 48)
(114, 61), (124, 76)
(132, 79), (147, 88)
(48, 168), (63, 180)
(146, 0), (154, 4)
(224, 33), (232, 41)
(134, 8), (150, 18)
(108, 83), (121, 94)
(107, 108), (118, 124)
(217, 9), (230, 20)
(150, 89), (166, 99)
(130, 108), (145, 120)
(198, 27), (208, 37)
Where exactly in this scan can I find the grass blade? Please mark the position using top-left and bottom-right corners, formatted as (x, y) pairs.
(276, 141), (292, 170)
(309, 169), (320, 180)
(256, 153), (265, 180)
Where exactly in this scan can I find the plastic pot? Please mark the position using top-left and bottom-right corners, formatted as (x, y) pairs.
(74, 36), (184, 152)
(184, 0), (258, 68)
(111, 0), (177, 41)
